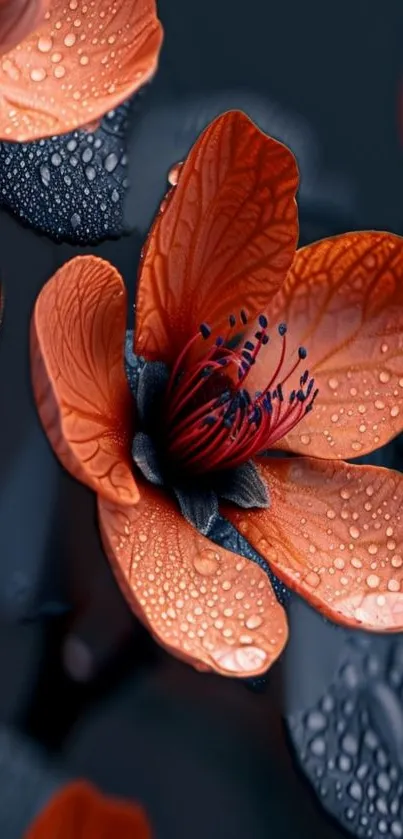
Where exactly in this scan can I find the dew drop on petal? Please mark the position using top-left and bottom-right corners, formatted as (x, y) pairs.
(193, 549), (220, 576)
(366, 574), (381, 589)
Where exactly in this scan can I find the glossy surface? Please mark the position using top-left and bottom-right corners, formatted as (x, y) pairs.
(0, 0), (163, 141)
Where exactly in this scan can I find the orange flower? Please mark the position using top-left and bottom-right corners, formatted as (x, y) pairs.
(31, 111), (403, 679)
(24, 780), (152, 839)
(0, 0), (163, 141)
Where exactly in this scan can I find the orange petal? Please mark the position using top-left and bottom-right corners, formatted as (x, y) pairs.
(268, 231), (403, 459)
(24, 780), (151, 839)
(224, 456), (403, 631)
(98, 479), (288, 677)
(135, 110), (299, 365)
(0, 0), (163, 141)
(0, 0), (48, 55)
(31, 255), (138, 505)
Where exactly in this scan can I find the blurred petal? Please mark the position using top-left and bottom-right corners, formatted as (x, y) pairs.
(0, 0), (48, 55)
(31, 255), (138, 505)
(0, 99), (134, 244)
(98, 480), (288, 677)
(224, 456), (403, 631)
(267, 232), (403, 459)
(24, 781), (151, 839)
(0, 0), (163, 141)
(135, 110), (299, 365)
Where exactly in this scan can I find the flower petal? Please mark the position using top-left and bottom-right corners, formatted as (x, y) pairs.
(224, 456), (403, 631)
(31, 255), (138, 505)
(98, 480), (288, 677)
(268, 232), (403, 458)
(135, 110), (299, 365)
(24, 781), (151, 839)
(0, 0), (48, 55)
(0, 0), (163, 141)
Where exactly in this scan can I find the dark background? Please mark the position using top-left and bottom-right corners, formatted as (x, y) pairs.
(1, 0), (403, 836)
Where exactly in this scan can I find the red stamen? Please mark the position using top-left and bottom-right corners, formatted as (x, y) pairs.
(162, 313), (318, 475)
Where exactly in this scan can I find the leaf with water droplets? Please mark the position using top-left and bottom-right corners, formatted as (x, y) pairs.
(224, 456), (403, 630)
(31, 255), (138, 505)
(0, 0), (163, 141)
(135, 110), (299, 365)
(0, 100), (134, 244)
(98, 479), (288, 677)
(267, 232), (403, 459)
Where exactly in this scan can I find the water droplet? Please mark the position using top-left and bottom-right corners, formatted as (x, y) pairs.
(245, 615), (263, 630)
(193, 549), (220, 576)
(40, 164), (51, 186)
(379, 370), (391, 383)
(349, 525), (360, 539)
(375, 399), (385, 410)
(348, 781), (363, 801)
(391, 406), (400, 418)
(64, 33), (76, 47)
(328, 378), (339, 390)
(304, 570), (321, 588)
(387, 579), (400, 592)
(85, 165), (96, 182)
(367, 574), (380, 588)
(306, 710), (327, 732)
(53, 65), (66, 78)
(310, 737), (326, 756)
(30, 67), (47, 82)
(341, 733), (358, 755)
(70, 212), (81, 229)
(37, 36), (53, 53)
(381, 343), (389, 353)
(104, 152), (119, 172)
(351, 441), (363, 452)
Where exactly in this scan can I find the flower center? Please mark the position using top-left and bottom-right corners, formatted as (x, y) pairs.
(163, 311), (318, 475)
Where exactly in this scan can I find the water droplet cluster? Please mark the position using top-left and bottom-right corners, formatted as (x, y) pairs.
(0, 97), (136, 243)
(288, 635), (403, 837)
(104, 495), (288, 677)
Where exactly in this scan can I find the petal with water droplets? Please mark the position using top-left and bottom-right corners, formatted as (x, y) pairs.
(0, 0), (163, 141)
(98, 479), (288, 677)
(135, 110), (299, 365)
(25, 781), (151, 839)
(266, 232), (403, 459)
(31, 255), (138, 505)
(224, 456), (403, 631)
